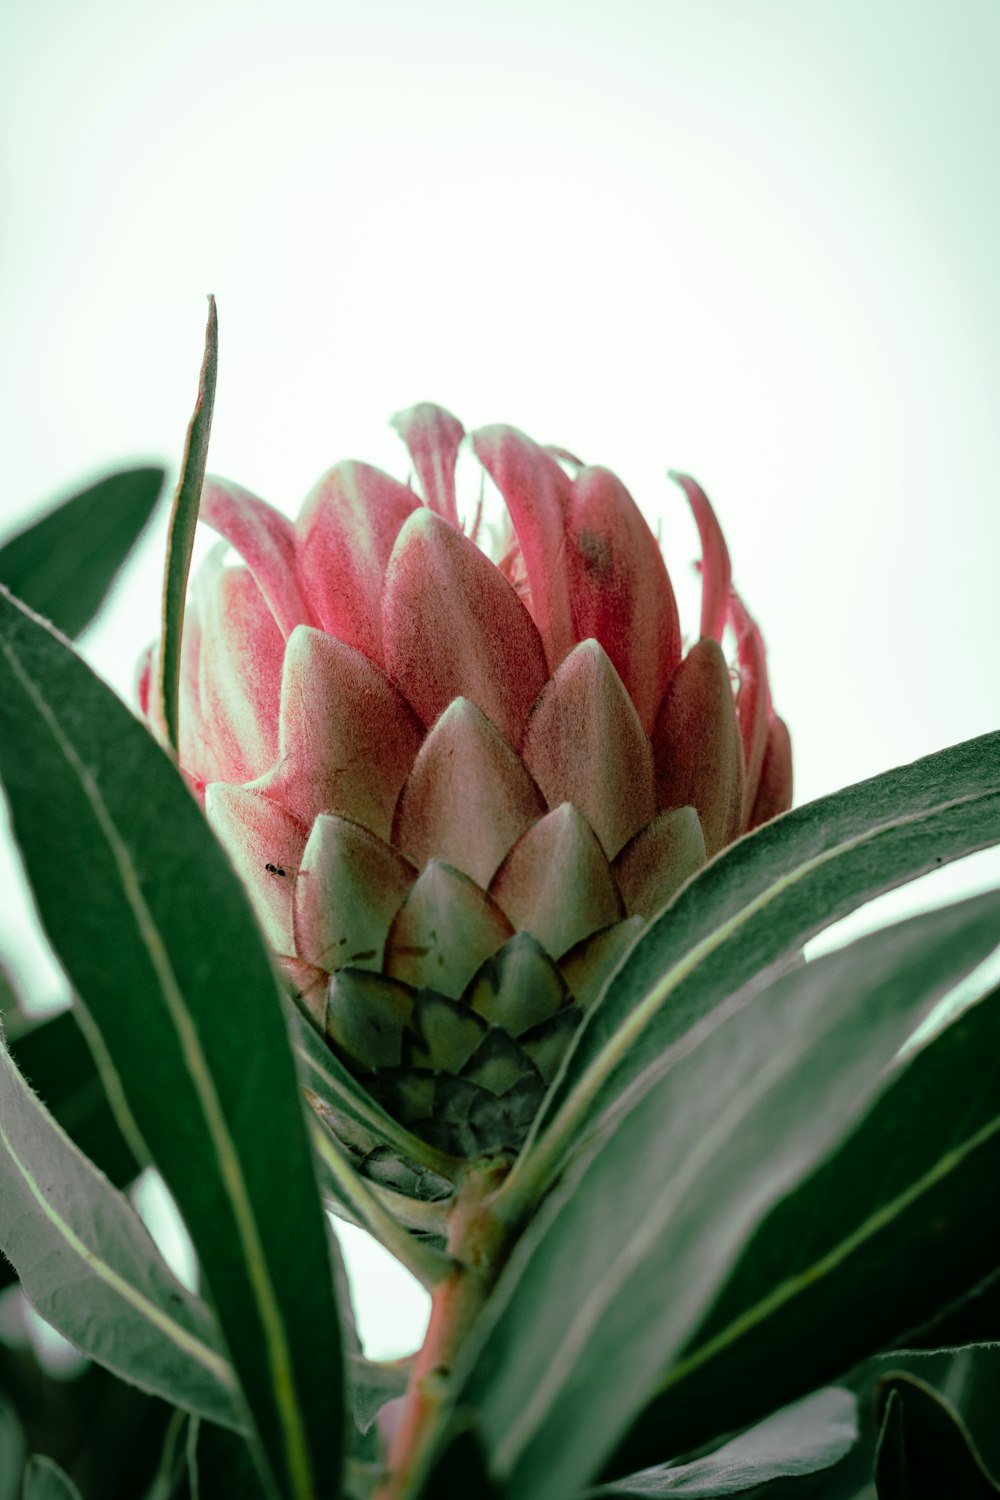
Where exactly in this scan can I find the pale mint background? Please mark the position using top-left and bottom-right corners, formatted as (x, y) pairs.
(2, 0), (999, 1357)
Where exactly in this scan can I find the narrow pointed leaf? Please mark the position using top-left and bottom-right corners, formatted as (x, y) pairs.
(0, 466), (166, 639)
(454, 893), (1000, 1500)
(0, 590), (342, 1500)
(625, 979), (1000, 1462)
(519, 731), (1000, 1200)
(0, 1037), (241, 1428)
(159, 295), (218, 751)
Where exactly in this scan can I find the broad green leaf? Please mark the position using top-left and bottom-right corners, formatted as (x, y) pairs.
(512, 732), (1000, 1208)
(424, 1426), (505, 1500)
(0, 590), (342, 1500)
(444, 892), (1000, 1500)
(0, 1402), (26, 1500)
(158, 295), (217, 752)
(593, 1387), (857, 1496)
(0, 1035), (242, 1429)
(0, 467), (166, 641)
(21, 1457), (83, 1500)
(617, 980), (1000, 1466)
(874, 1373), (1000, 1496)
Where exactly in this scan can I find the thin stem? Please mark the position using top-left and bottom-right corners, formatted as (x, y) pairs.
(374, 1159), (513, 1500)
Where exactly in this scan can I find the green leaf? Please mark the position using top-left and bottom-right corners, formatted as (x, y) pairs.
(0, 467), (166, 641)
(8, 1006), (140, 1181)
(21, 1457), (83, 1500)
(0, 590), (342, 1500)
(159, 295), (217, 752)
(592, 1387), (857, 1496)
(511, 732), (1000, 1209)
(449, 892), (1000, 1500)
(874, 1373), (1000, 1497)
(347, 1356), (409, 1437)
(619, 979), (1000, 1465)
(0, 1034), (242, 1429)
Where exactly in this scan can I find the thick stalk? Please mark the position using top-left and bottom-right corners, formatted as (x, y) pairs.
(374, 1158), (512, 1500)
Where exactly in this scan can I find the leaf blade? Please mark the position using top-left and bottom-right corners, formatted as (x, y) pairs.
(0, 1037), (241, 1428)
(158, 295), (217, 752)
(0, 591), (342, 1500)
(0, 467), (166, 640)
(451, 893), (1000, 1500)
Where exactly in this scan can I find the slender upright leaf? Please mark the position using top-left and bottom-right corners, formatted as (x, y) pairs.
(0, 1036), (241, 1429)
(594, 1387), (857, 1497)
(0, 467), (166, 640)
(21, 1457), (84, 1500)
(618, 981), (1000, 1465)
(0, 590), (342, 1500)
(874, 1373), (1000, 1497)
(513, 733), (1000, 1203)
(442, 893), (1000, 1500)
(159, 295), (217, 751)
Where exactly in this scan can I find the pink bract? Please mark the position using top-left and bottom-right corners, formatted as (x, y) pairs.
(139, 404), (791, 1159)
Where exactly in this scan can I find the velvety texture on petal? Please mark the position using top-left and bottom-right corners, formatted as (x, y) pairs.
(382, 508), (548, 747)
(253, 626), (423, 838)
(200, 476), (315, 637)
(204, 784), (307, 955)
(567, 466), (681, 732)
(729, 590), (771, 825)
(668, 471), (732, 644)
(392, 697), (545, 887)
(384, 860), (513, 999)
(612, 806), (706, 919)
(520, 639), (656, 859)
(326, 970), (415, 1071)
(293, 814), (416, 972)
(559, 918), (644, 1011)
(193, 558), (284, 787)
(749, 714), (793, 830)
(391, 403), (465, 527)
(490, 803), (623, 958)
(295, 461), (418, 664)
(652, 637), (745, 858)
(465, 932), (568, 1036)
(472, 425), (577, 669)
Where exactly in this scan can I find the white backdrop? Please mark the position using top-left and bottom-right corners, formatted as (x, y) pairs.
(2, 0), (999, 1358)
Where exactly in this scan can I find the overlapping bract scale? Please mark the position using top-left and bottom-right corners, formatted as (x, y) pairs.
(156, 402), (790, 1163)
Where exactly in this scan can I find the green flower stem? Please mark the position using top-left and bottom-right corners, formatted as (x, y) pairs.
(376, 1158), (513, 1500)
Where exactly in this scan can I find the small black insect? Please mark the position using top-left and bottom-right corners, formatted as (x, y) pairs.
(264, 862), (287, 878)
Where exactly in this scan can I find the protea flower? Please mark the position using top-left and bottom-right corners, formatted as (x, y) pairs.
(139, 406), (790, 1163)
